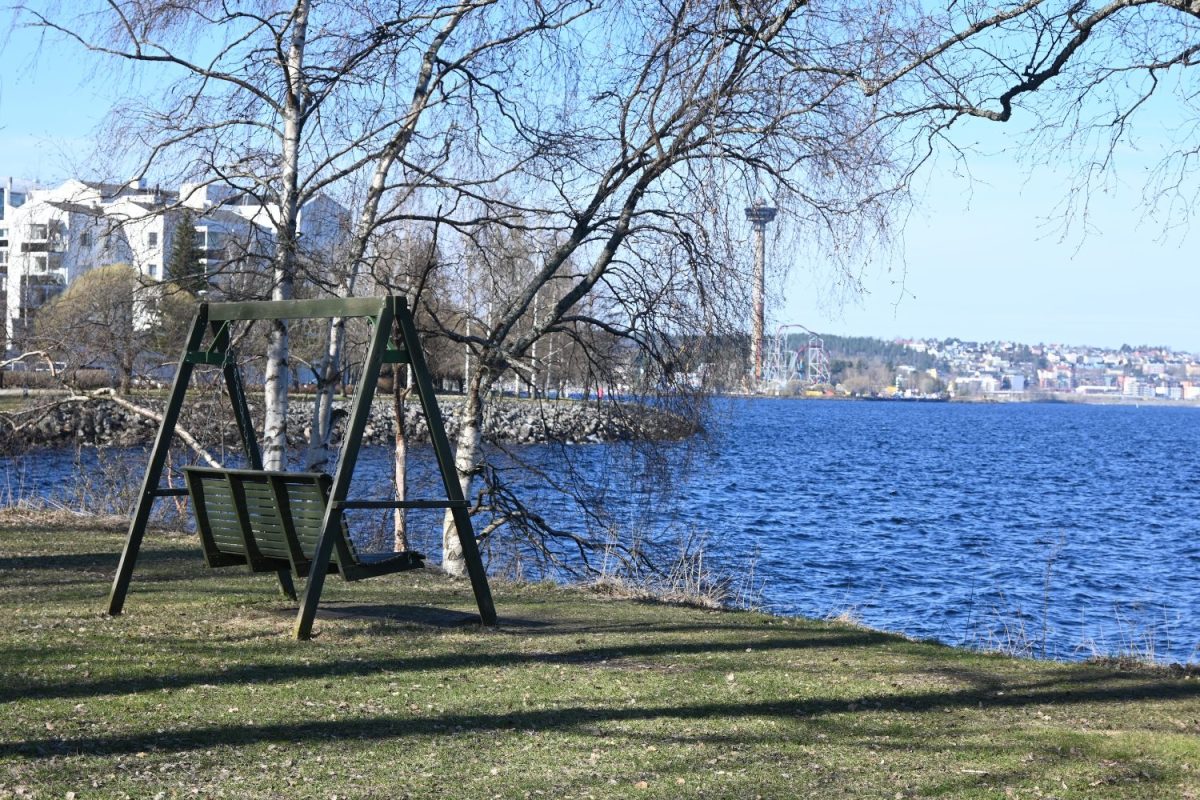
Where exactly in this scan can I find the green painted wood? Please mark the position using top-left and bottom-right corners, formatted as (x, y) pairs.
(118, 295), (482, 635)
(226, 473), (282, 573)
(214, 322), (263, 471)
(382, 349), (410, 364)
(184, 467), (247, 569)
(108, 306), (209, 616)
(395, 297), (497, 626)
(294, 296), (396, 639)
(186, 468), (311, 575)
(182, 466), (425, 586)
(267, 474), (311, 574)
(205, 297), (388, 322)
(212, 320), (293, 598)
(184, 352), (228, 366)
(291, 473), (359, 579)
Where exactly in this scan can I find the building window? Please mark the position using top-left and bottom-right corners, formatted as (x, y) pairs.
(0, 251), (7, 266)
(28, 224), (48, 240)
(148, 263), (158, 278)
(147, 231), (159, 247)
(79, 231), (91, 247)
(33, 256), (47, 272)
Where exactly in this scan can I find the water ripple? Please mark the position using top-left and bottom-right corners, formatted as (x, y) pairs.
(5, 398), (1200, 663)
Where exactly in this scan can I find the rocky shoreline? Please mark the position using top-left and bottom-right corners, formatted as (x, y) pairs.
(0, 394), (697, 452)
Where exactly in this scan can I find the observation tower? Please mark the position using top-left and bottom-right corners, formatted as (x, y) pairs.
(744, 200), (777, 385)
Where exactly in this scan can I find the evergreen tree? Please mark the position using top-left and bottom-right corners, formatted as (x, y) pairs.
(167, 212), (205, 292)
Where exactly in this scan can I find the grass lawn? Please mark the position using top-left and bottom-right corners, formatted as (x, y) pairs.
(1, 516), (1198, 799)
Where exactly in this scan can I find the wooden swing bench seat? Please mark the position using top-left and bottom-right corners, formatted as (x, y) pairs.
(183, 466), (430, 583)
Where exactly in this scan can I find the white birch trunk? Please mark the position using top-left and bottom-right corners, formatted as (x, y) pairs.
(305, 3), (464, 472)
(262, 318), (291, 470)
(442, 368), (492, 576)
(392, 362), (412, 552)
(262, 0), (310, 471)
(304, 302), (350, 473)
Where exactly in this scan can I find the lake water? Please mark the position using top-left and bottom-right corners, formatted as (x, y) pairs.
(4, 398), (1199, 664)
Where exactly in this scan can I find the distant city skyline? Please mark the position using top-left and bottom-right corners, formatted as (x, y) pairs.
(4, 17), (1197, 351)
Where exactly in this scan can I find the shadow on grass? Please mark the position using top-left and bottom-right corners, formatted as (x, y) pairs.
(2, 618), (1190, 715)
(307, 603), (522, 629)
(0, 549), (183, 573)
(6, 537), (1199, 780)
(0, 628), (884, 704)
(0, 519), (128, 535)
(5, 671), (1199, 760)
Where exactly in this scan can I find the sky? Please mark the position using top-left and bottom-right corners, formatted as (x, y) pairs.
(2, 14), (1198, 353)
(776, 115), (1200, 352)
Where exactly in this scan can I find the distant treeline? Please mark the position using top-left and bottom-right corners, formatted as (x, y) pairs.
(783, 333), (947, 372)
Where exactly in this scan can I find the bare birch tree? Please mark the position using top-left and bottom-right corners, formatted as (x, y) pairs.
(419, 0), (1200, 574)
(416, 0), (929, 574)
(300, 0), (587, 473)
(17, 0), (584, 471)
(867, 1), (1200, 230)
(18, 0), (359, 466)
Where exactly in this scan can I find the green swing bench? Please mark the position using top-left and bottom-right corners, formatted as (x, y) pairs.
(106, 296), (496, 639)
(182, 467), (427, 581)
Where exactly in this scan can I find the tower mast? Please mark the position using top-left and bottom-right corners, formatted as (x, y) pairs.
(744, 200), (777, 386)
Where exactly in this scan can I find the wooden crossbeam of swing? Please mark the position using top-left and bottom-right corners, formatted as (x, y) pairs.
(184, 351), (230, 366)
(205, 297), (392, 321)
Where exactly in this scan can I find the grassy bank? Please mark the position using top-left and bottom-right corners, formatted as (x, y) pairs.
(1, 517), (1198, 799)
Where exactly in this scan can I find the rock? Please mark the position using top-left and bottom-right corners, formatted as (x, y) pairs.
(2, 394), (698, 452)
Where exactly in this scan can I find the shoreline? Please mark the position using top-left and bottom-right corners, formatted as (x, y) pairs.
(5, 507), (1195, 671)
(729, 390), (1200, 408)
(0, 394), (698, 452)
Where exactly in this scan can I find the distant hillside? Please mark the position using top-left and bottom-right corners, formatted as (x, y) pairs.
(772, 332), (948, 393)
(783, 333), (946, 372)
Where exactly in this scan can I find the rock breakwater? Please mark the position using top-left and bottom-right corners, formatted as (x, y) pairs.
(0, 395), (697, 453)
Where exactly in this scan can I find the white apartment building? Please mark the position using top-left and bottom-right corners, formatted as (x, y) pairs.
(0, 177), (349, 351)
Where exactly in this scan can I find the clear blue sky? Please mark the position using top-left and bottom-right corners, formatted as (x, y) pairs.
(778, 100), (1200, 352)
(3, 16), (1197, 352)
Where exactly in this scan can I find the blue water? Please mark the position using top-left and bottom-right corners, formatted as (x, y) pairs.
(4, 398), (1199, 663)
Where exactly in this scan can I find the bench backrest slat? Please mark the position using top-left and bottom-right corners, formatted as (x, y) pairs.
(202, 479), (250, 555)
(184, 466), (357, 576)
(239, 479), (295, 561)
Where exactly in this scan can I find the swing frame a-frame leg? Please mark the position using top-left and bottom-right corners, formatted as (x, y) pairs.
(291, 297), (496, 639)
(107, 296), (496, 640)
(108, 306), (296, 616)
